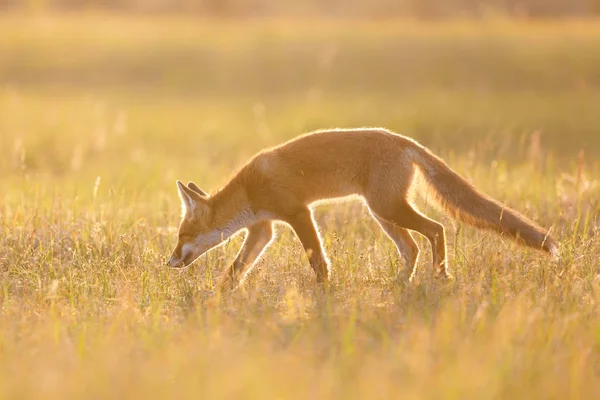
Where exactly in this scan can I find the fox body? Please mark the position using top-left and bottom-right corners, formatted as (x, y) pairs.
(168, 128), (557, 287)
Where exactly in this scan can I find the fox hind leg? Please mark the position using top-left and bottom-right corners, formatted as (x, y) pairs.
(372, 214), (420, 282)
(368, 199), (451, 280)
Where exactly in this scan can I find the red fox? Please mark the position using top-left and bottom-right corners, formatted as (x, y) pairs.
(168, 128), (557, 288)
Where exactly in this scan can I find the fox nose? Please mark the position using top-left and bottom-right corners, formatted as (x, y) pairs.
(167, 255), (183, 268)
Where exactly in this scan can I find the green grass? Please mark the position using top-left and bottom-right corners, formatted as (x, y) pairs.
(1, 13), (600, 399)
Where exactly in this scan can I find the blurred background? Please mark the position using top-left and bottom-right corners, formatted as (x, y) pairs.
(2, 0), (600, 17)
(0, 0), (598, 187)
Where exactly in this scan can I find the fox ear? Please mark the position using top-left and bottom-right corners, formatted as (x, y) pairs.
(176, 180), (204, 217)
(187, 181), (208, 197)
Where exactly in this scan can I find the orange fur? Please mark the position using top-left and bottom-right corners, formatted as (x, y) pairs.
(168, 128), (557, 288)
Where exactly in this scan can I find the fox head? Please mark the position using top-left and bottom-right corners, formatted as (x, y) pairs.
(168, 180), (223, 268)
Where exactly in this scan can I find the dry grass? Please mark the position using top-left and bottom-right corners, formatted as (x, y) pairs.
(1, 13), (599, 399)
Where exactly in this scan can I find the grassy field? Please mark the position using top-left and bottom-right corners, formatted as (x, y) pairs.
(1, 13), (600, 399)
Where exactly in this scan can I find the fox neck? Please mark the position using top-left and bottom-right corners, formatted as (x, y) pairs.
(208, 179), (257, 239)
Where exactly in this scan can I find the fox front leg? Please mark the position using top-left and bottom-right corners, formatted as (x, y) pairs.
(220, 221), (274, 290)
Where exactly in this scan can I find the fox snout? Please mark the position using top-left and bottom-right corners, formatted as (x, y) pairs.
(167, 253), (185, 268)
(167, 242), (186, 268)
(167, 242), (196, 268)
(167, 243), (183, 268)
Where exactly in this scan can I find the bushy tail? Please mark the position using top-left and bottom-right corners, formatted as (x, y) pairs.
(406, 145), (557, 255)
